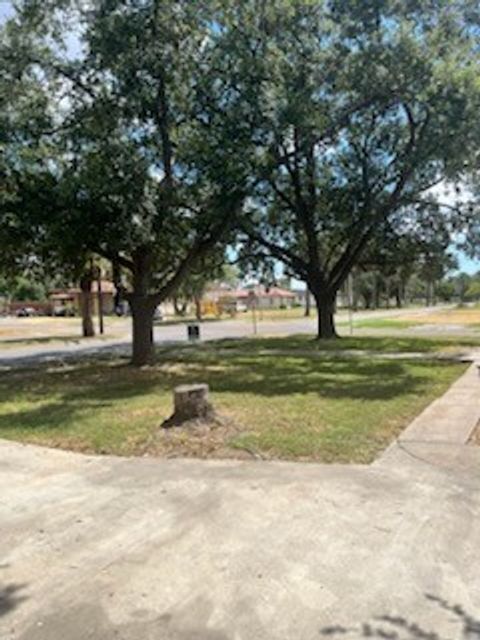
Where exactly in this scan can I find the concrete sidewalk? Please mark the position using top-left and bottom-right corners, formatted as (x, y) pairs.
(0, 359), (479, 639)
(377, 361), (480, 469)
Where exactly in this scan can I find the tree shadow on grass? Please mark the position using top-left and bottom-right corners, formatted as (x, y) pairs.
(0, 400), (117, 432)
(320, 594), (480, 639)
(4, 356), (430, 405)
(0, 359), (165, 433)
(206, 334), (478, 354)
(157, 351), (447, 401)
(0, 348), (460, 437)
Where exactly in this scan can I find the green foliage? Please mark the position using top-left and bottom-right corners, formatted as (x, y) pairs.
(466, 280), (480, 301)
(0, 1), (261, 362)
(2, 0), (480, 349)
(11, 277), (46, 301)
(354, 222), (459, 308)
(435, 279), (456, 302)
(235, 0), (480, 325)
(0, 1), (253, 299)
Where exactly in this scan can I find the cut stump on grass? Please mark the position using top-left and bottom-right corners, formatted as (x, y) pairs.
(162, 383), (215, 428)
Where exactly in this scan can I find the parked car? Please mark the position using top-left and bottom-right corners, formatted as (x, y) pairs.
(16, 307), (37, 317)
(153, 307), (164, 321)
(53, 307), (75, 317)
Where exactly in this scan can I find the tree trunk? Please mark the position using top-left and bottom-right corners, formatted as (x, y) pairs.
(314, 294), (337, 340)
(426, 280), (432, 307)
(130, 296), (156, 366)
(173, 297), (188, 317)
(194, 296), (202, 322)
(395, 290), (402, 308)
(353, 288), (359, 312)
(304, 289), (311, 317)
(374, 287), (381, 309)
(79, 273), (95, 338)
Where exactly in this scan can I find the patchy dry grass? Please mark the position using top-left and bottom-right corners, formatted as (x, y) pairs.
(400, 307), (480, 326)
(0, 317), (127, 348)
(0, 335), (470, 463)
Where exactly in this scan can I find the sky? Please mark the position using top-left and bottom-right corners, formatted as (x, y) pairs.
(457, 252), (478, 275)
(1, 0), (478, 277)
(0, 2), (13, 21)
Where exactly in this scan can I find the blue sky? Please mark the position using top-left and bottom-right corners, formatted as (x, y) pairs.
(0, 2), (13, 21)
(457, 252), (478, 275)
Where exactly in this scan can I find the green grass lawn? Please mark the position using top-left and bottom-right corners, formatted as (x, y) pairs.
(351, 317), (422, 330)
(208, 333), (480, 354)
(0, 335), (471, 463)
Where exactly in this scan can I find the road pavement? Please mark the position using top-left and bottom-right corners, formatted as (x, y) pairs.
(0, 306), (453, 366)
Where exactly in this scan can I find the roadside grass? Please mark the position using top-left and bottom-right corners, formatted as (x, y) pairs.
(248, 307), (306, 321)
(400, 307), (480, 325)
(351, 318), (422, 330)
(203, 333), (480, 355)
(155, 315), (224, 326)
(0, 334), (112, 349)
(0, 316), (128, 346)
(0, 334), (470, 463)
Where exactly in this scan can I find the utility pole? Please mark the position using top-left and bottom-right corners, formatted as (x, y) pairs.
(348, 273), (354, 336)
(249, 291), (258, 335)
(95, 266), (104, 335)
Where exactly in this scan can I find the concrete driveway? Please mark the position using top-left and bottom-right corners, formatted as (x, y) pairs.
(1, 435), (479, 639)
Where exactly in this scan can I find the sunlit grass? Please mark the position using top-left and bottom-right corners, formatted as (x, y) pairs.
(0, 335), (470, 463)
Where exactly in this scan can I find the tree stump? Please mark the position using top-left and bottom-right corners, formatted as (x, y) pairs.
(163, 384), (214, 427)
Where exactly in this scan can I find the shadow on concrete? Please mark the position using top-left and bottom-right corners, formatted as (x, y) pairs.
(0, 581), (28, 618)
(17, 597), (231, 640)
(320, 593), (480, 639)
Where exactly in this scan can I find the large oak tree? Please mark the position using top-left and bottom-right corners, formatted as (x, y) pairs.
(236, 0), (480, 337)
(1, 0), (255, 364)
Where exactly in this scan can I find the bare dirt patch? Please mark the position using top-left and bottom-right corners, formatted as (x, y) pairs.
(0, 317), (128, 348)
(139, 414), (260, 460)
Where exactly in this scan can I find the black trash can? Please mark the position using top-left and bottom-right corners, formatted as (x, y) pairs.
(187, 323), (200, 342)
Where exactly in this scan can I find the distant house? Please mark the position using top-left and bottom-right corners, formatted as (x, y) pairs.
(49, 280), (116, 316)
(250, 286), (296, 310)
(205, 285), (296, 313)
(292, 288), (308, 307)
(216, 289), (250, 314)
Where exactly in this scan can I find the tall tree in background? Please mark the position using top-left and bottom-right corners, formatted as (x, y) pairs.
(0, 1), (254, 364)
(357, 217), (457, 308)
(238, 0), (480, 338)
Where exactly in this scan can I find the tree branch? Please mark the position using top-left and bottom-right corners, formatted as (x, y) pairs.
(240, 220), (309, 280)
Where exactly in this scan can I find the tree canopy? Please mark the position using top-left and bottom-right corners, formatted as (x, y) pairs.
(1, 0), (480, 355)
(235, 0), (480, 336)
(1, 0), (256, 363)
